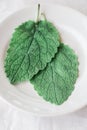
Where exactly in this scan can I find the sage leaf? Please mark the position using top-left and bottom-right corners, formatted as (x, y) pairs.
(4, 20), (60, 84)
(31, 43), (79, 105)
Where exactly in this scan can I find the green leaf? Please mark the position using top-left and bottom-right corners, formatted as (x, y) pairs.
(31, 43), (79, 105)
(4, 20), (60, 84)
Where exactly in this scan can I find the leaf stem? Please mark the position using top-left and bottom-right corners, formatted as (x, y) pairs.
(36, 4), (40, 23)
(41, 13), (47, 21)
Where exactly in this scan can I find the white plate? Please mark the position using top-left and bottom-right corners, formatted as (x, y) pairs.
(0, 4), (87, 116)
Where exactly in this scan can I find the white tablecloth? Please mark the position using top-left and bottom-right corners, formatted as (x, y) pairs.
(0, 0), (87, 130)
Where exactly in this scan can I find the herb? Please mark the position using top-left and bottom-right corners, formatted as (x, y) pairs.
(4, 4), (60, 84)
(31, 43), (79, 105)
(4, 4), (79, 105)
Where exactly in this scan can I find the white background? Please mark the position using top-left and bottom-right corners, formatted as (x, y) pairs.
(0, 0), (87, 130)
